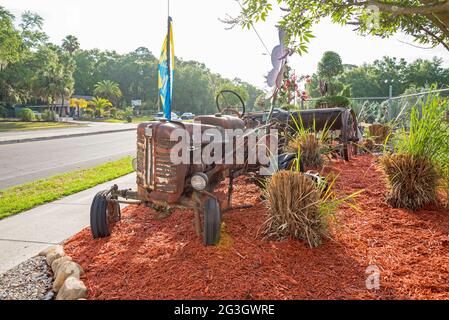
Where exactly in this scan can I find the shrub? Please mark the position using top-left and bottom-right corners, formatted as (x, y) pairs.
(16, 108), (35, 121)
(381, 91), (449, 210)
(315, 95), (350, 109)
(262, 167), (361, 247)
(0, 104), (7, 118)
(42, 110), (57, 121)
(368, 124), (392, 144)
(123, 107), (133, 117)
(381, 154), (438, 210)
(262, 170), (324, 247)
(288, 114), (333, 169)
(288, 133), (323, 169)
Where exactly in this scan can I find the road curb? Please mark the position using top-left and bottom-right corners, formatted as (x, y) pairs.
(0, 128), (136, 145)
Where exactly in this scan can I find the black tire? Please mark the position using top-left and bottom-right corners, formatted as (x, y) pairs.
(203, 197), (221, 246)
(90, 190), (121, 239)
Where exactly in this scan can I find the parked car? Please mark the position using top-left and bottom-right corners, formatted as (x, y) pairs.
(154, 112), (181, 121)
(181, 112), (195, 120)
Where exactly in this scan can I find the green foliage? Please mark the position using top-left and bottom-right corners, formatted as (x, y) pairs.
(42, 109), (57, 121)
(0, 7), (260, 117)
(318, 51), (343, 81)
(123, 106), (133, 117)
(0, 6), (22, 66)
(237, 0), (449, 54)
(393, 93), (449, 164)
(91, 97), (112, 117)
(61, 35), (80, 54)
(315, 95), (350, 108)
(0, 104), (7, 117)
(358, 101), (389, 124)
(16, 108), (35, 121)
(93, 80), (122, 105)
(382, 92), (449, 210)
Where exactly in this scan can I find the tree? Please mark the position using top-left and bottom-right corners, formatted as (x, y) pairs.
(318, 52), (344, 83)
(0, 7), (22, 69)
(19, 11), (47, 50)
(30, 45), (74, 115)
(62, 35), (80, 54)
(90, 97), (112, 117)
(93, 80), (122, 106)
(317, 51), (344, 96)
(234, 0), (449, 53)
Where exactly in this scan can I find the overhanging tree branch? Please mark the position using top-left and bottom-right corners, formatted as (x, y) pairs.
(346, 0), (449, 14)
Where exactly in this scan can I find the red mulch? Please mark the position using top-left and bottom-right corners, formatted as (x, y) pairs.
(64, 155), (449, 300)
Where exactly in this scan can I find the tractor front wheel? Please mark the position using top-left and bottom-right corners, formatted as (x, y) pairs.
(203, 196), (221, 246)
(90, 190), (121, 239)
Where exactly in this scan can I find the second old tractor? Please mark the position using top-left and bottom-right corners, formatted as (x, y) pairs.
(90, 90), (359, 245)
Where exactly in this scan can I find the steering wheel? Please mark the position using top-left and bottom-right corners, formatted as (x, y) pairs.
(215, 89), (246, 118)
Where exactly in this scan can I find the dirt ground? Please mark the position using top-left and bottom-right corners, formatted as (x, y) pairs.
(64, 155), (449, 300)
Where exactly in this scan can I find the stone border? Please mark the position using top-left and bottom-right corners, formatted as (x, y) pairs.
(38, 245), (87, 300)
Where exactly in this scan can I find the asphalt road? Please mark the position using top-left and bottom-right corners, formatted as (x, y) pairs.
(0, 130), (136, 189)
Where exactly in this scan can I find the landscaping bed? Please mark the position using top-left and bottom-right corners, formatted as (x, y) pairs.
(64, 155), (449, 300)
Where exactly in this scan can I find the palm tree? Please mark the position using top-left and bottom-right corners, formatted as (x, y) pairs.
(62, 35), (80, 55)
(93, 80), (122, 106)
(91, 97), (112, 118)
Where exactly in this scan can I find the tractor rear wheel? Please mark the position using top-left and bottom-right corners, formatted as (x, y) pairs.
(90, 190), (121, 239)
(203, 196), (221, 246)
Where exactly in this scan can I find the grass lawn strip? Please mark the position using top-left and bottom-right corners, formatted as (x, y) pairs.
(0, 156), (133, 219)
(0, 121), (83, 132)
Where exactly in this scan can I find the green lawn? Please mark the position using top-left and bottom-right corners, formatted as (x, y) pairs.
(0, 121), (82, 132)
(0, 156), (133, 220)
(87, 116), (155, 124)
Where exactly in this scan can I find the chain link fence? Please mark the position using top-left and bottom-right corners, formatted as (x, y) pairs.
(301, 88), (449, 127)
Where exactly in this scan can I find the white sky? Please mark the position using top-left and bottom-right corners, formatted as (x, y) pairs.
(2, 0), (448, 88)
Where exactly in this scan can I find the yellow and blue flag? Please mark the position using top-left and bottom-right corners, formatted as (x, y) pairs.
(158, 17), (174, 121)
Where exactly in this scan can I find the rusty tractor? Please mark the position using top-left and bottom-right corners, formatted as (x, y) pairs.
(90, 91), (359, 246)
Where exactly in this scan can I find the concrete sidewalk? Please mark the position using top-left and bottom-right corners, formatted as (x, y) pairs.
(0, 173), (135, 274)
(0, 121), (137, 145)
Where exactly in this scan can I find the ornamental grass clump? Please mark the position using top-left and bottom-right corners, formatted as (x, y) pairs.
(381, 154), (438, 210)
(287, 114), (333, 169)
(261, 170), (360, 248)
(288, 133), (323, 169)
(381, 92), (449, 211)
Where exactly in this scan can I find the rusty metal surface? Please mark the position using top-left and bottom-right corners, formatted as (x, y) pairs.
(194, 114), (245, 130)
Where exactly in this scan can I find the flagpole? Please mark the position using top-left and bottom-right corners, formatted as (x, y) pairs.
(166, 0), (172, 120)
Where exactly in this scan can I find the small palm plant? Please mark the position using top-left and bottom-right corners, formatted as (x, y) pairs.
(93, 80), (122, 106)
(91, 97), (112, 118)
(381, 91), (449, 211)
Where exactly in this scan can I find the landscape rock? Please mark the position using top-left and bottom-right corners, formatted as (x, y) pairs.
(44, 245), (65, 265)
(39, 247), (53, 257)
(51, 256), (72, 275)
(56, 277), (87, 300)
(53, 261), (84, 292)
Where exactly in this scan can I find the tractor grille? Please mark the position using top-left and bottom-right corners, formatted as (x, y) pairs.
(153, 138), (178, 193)
(136, 135), (146, 186)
